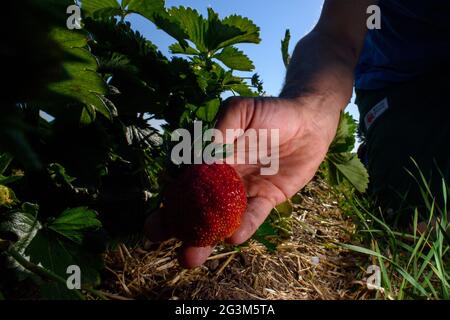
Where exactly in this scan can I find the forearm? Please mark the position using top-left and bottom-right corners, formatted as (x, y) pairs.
(280, 30), (359, 112)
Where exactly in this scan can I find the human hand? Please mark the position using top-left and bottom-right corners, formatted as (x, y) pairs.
(145, 96), (342, 268)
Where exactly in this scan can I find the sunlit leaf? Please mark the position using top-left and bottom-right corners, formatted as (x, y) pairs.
(81, 0), (122, 18)
(169, 43), (199, 55)
(329, 112), (357, 154)
(214, 46), (254, 71)
(220, 14), (261, 48)
(194, 99), (221, 123)
(326, 153), (369, 193)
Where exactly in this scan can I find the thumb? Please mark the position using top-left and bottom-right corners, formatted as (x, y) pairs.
(227, 196), (274, 245)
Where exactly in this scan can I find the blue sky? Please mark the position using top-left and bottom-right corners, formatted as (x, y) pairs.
(127, 0), (360, 121)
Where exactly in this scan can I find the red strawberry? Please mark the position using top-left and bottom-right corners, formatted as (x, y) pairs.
(165, 163), (247, 247)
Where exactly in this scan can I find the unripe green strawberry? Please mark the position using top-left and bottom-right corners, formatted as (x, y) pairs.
(166, 163), (247, 247)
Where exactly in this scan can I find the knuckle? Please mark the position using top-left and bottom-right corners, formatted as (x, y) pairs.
(223, 96), (250, 110)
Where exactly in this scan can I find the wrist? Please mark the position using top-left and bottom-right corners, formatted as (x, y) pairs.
(285, 95), (343, 146)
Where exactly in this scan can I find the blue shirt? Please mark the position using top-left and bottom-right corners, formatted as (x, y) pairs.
(355, 0), (450, 90)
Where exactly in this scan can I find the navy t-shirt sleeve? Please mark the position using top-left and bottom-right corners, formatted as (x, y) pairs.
(355, 0), (450, 90)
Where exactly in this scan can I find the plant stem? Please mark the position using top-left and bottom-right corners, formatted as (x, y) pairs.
(5, 246), (86, 300)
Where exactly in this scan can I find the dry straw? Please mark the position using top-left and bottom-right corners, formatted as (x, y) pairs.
(99, 178), (375, 300)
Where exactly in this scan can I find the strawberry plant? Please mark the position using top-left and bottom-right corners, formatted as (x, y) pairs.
(0, 0), (367, 299)
(0, 0), (263, 299)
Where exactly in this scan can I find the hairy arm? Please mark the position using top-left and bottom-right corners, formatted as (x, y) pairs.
(281, 0), (378, 114)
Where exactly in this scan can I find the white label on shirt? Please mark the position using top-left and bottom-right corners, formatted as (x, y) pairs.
(364, 98), (389, 131)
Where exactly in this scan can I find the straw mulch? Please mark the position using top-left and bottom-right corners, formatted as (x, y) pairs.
(99, 178), (375, 300)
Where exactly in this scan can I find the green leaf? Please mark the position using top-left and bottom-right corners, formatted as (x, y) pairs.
(220, 70), (256, 96)
(25, 230), (103, 299)
(166, 6), (207, 52)
(81, 0), (121, 18)
(220, 14), (261, 48)
(169, 43), (199, 55)
(0, 204), (40, 279)
(205, 8), (249, 52)
(253, 220), (278, 252)
(329, 112), (357, 154)
(0, 203), (41, 254)
(226, 83), (255, 96)
(122, 0), (132, 7)
(281, 29), (291, 68)
(48, 207), (102, 245)
(127, 0), (165, 19)
(195, 99), (221, 123)
(151, 12), (189, 48)
(80, 104), (97, 125)
(214, 46), (254, 71)
(48, 163), (76, 188)
(290, 194), (302, 205)
(94, 7), (126, 19)
(126, 1), (190, 49)
(2, 205), (103, 299)
(163, 7), (260, 54)
(40, 27), (114, 121)
(273, 200), (293, 217)
(324, 112), (368, 191)
(251, 73), (265, 95)
(326, 153), (369, 193)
